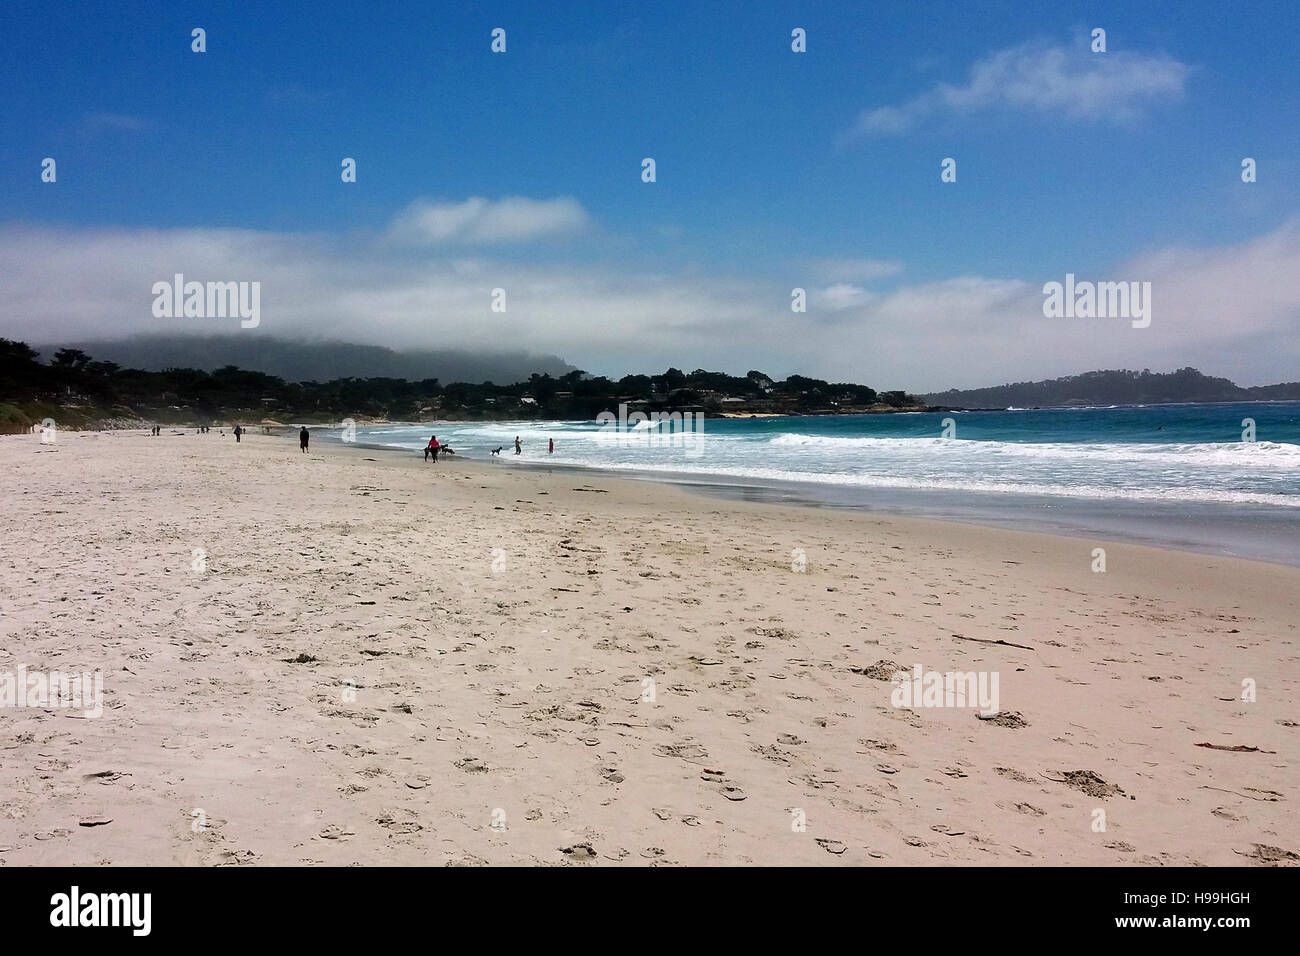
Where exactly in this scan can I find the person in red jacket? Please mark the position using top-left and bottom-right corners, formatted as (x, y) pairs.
(424, 435), (440, 462)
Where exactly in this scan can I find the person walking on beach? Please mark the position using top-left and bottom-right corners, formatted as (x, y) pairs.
(514, 436), (522, 455)
(299, 427), (310, 453)
(425, 435), (440, 462)
(234, 425), (242, 443)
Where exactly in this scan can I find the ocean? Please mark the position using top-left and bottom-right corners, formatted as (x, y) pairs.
(333, 401), (1300, 566)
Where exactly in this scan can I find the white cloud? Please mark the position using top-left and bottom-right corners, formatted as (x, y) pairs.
(818, 283), (875, 312)
(0, 218), (1295, 391)
(388, 196), (591, 244)
(848, 40), (1189, 137)
(812, 228), (1300, 389)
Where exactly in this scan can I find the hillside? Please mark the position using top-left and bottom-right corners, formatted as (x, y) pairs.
(36, 335), (577, 386)
(923, 368), (1300, 408)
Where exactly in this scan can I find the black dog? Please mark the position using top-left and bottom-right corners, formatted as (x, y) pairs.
(490, 446), (503, 456)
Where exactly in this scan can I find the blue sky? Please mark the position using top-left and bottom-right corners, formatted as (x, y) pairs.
(2, 0), (1298, 388)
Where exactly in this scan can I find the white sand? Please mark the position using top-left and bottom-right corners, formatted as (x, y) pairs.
(1, 430), (1296, 866)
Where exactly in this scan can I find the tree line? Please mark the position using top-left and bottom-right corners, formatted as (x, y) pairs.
(0, 338), (920, 430)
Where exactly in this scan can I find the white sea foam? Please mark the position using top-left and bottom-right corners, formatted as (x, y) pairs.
(353, 418), (1300, 507)
(766, 433), (1300, 467)
(520, 458), (1300, 507)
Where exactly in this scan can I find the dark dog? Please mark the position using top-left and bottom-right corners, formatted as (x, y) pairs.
(490, 446), (503, 456)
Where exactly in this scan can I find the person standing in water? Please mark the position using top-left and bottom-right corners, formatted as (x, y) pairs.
(549, 438), (554, 455)
(299, 427), (310, 453)
(514, 436), (522, 455)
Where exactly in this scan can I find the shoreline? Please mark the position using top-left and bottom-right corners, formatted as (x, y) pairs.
(328, 432), (1300, 570)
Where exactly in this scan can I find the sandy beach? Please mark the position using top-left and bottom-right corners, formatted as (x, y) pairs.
(1, 429), (1296, 867)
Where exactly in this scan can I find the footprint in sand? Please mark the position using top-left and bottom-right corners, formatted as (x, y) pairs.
(560, 843), (597, 861)
(976, 711), (1029, 729)
(752, 744), (791, 765)
(82, 770), (128, 784)
(994, 767), (1036, 785)
(653, 742), (707, 760)
(318, 824), (356, 840)
(1235, 844), (1299, 864)
(375, 810), (422, 834)
(215, 849), (258, 866)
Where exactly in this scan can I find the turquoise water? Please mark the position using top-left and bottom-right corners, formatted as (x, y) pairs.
(351, 402), (1300, 508)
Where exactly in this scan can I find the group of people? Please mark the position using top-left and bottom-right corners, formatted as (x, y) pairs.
(423, 433), (553, 461)
(157, 422), (559, 460)
(180, 422), (307, 449)
(227, 424), (271, 441)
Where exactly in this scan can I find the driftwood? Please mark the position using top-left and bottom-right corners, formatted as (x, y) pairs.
(1202, 785), (1281, 801)
(950, 634), (1035, 651)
